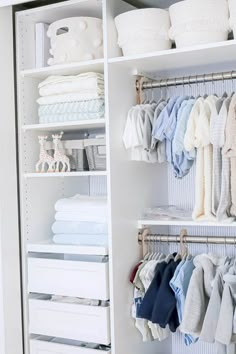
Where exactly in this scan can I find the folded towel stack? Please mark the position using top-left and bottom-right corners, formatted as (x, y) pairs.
(51, 194), (108, 246)
(37, 72), (105, 124)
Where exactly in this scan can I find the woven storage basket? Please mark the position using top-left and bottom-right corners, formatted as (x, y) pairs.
(115, 8), (171, 56)
(169, 0), (229, 48)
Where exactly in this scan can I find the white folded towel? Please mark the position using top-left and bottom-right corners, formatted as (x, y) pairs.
(53, 234), (108, 246)
(52, 221), (108, 235)
(55, 211), (107, 223)
(38, 72), (104, 97)
(55, 194), (107, 212)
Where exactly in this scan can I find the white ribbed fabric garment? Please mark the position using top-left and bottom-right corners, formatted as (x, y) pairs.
(223, 95), (236, 217)
(208, 96), (224, 216)
(184, 97), (214, 221)
(214, 97), (234, 222)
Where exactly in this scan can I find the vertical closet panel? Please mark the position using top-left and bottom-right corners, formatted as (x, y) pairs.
(0, 6), (23, 354)
(107, 63), (171, 354)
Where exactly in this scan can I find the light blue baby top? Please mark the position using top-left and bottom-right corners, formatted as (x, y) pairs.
(169, 258), (198, 346)
(172, 98), (196, 178)
(152, 96), (187, 165)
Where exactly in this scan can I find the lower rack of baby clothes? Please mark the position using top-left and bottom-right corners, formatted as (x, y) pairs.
(132, 229), (236, 353)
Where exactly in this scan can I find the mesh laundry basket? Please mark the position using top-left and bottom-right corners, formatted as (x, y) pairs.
(63, 140), (89, 171)
(84, 137), (106, 171)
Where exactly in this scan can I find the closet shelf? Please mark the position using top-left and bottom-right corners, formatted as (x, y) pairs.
(21, 59), (104, 79)
(108, 40), (236, 73)
(138, 219), (236, 228)
(24, 171), (107, 178)
(27, 241), (108, 256)
(22, 119), (106, 132)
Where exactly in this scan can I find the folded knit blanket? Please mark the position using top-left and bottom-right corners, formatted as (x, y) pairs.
(37, 92), (104, 105)
(39, 111), (104, 124)
(39, 99), (105, 116)
(38, 72), (104, 97)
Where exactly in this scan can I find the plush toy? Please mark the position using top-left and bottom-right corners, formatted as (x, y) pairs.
(52, 132), (70, 173)
(36, 135), (55, 173)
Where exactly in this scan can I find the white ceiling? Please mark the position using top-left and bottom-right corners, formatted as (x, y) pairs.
(123, 0), (182, 9)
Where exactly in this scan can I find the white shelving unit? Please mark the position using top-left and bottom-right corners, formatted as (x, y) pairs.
(27, 241), (108, 256)
(8, 1), (236, 354)
(24, 171), (107, 178)
(21, 58), (104, 78)
(16, 2), (110, 354)
(108, 40), (236, 73)
(22, 119), (106, 132)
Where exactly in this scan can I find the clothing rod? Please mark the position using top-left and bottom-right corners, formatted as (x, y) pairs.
(140, 70), (236, 90)
(138, 233), (236, 245)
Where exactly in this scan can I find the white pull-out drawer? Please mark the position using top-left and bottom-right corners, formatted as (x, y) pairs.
(28, 258), (109, 300)
(29, 298), (111, 345)
(30, 337), (111, 354)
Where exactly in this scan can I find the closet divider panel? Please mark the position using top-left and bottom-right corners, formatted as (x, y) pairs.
(106, 63), (171, 354)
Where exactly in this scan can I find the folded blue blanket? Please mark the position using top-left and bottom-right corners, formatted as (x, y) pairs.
(53, 234), (108, 246)
(52, 221), (108, 234)
(38, 99), (105, 116)
(39, 111), (105, 123)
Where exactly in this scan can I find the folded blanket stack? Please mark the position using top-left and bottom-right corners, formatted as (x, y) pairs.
(37, 72), (105, 124)
(51, 194), (108, 246)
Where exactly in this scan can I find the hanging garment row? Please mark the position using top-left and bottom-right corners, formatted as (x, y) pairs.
(123, 93), (236, 224)
(130, 232), (236, 354)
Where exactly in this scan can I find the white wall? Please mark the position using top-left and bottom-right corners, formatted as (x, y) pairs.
(0, 6), (23, 354)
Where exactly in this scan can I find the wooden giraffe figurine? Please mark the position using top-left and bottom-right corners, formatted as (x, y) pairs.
(36, 135), (55, 173)
(52, 132), (70, 173)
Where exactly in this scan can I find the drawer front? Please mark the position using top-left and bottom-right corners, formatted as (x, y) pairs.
(28, 258), (109, 300)
(29, 299), (111, 345)
(30, 338), (111, 354)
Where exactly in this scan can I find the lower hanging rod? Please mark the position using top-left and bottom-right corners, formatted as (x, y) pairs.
(140, 70), (236, 90)
(138, 233), (236, 245)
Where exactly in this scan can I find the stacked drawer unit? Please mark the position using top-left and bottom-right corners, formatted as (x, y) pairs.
(27, 250), (111, 354)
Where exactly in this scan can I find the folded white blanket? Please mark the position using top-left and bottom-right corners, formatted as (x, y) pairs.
(55, 194), (107, 212)
(53, 233), (108, 246)
(52, 221), (108, 234)
(55, 211), (107, 223)
(37, 92), (104, 105)
(38, 72), (104, 97)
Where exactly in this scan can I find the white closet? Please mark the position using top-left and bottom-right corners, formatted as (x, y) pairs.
(0, 0), (236, 354)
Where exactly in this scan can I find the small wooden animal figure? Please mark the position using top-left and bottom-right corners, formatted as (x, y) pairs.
(52, 132), (70, 173)
(36, 135), (55, 173)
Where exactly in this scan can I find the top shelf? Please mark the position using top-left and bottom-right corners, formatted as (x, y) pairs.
(21, 59), (104, 79)
(16, 0), (103, 23)
(108, 40), (236, 74)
